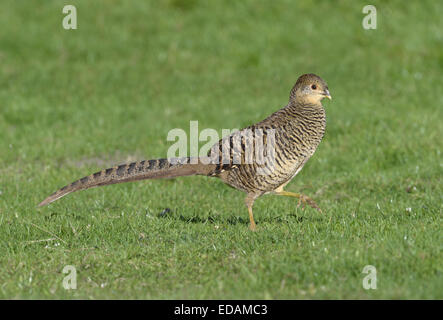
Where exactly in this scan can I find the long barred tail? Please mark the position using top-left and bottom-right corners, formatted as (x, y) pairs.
(38, 157), (215, 207)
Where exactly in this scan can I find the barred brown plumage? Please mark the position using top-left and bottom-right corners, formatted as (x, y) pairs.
(38, 73), (331, 231)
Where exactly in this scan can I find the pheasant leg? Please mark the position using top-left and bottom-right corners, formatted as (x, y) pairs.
(245, 195), (257, 231)
(274, 190), (322, 212)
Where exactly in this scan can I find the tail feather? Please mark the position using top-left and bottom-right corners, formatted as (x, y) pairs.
(38, 157), (215, 207)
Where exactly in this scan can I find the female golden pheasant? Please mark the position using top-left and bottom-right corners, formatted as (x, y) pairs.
(39, 73), (331, 230)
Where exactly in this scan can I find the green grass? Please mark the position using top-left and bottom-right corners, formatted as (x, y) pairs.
(0, 0), (442, 299)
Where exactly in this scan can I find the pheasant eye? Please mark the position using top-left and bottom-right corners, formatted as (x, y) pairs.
(311, 84), (317, 90)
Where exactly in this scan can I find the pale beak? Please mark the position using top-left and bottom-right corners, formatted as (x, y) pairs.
(323, 89), (332, 100)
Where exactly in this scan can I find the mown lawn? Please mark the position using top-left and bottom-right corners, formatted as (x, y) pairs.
(0, 0), (441, 299)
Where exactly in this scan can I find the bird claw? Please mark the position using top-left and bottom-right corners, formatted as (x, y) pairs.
(297, 197), (305, 210)
(297, 194), (322, 213)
